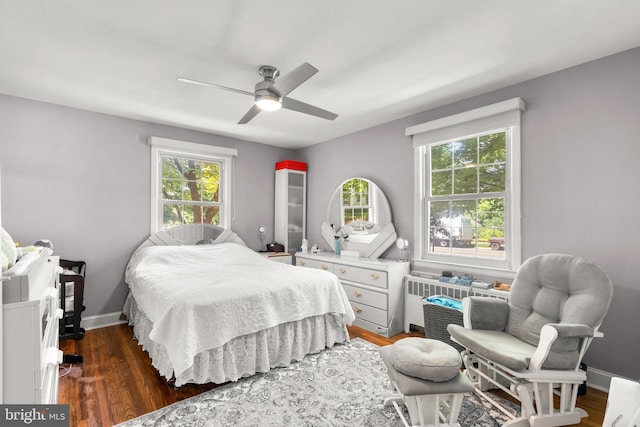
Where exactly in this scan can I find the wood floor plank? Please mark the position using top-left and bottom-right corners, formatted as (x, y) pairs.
(59, 324), (607, 426)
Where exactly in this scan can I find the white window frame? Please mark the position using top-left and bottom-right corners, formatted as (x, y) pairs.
(148, 137), (237, 234)
(406, 98), (525, 279)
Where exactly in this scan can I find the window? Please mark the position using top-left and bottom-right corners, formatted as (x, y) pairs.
(407, 98), (524, 277)
(341, 178), (372, 226)
(148, 137), (237, 233)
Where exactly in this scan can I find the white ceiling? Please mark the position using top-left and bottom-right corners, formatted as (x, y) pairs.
(2, 1), (640, 149)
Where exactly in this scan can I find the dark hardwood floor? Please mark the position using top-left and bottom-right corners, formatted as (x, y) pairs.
(59, 324), (608, 426)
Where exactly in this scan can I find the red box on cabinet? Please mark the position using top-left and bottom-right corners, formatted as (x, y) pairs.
(275, 160), (307, 171)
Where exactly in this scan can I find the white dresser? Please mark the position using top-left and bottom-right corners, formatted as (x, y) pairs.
(296, 252), (409, 337)
(2, 251), (62, 404)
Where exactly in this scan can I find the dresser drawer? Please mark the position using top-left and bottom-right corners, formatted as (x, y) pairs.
(342, 283), (387, 310)
(353, 317), (389, 337)
(334, 264), (387, 289)
(296, 258), (333, 272)
(351, 302), (387, 326)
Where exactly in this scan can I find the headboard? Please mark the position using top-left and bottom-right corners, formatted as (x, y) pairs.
(134, 224), (246, 253)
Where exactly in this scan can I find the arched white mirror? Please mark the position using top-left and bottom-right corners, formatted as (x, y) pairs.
(321, 177), (397, 258)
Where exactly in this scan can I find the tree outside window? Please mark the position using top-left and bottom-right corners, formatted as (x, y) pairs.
(341, 178), (371, 225)
(428, 130), (507, 259)
(161, 155), (222, 229)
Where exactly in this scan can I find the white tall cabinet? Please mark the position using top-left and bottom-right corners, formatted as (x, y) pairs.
(274, 160), (307, 255)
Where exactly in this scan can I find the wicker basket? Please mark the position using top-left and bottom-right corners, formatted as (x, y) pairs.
(422, 297), (465, 352)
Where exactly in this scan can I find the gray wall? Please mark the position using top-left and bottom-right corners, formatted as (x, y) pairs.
(298, 47), (640, 380)
(0, 94), (293, 317)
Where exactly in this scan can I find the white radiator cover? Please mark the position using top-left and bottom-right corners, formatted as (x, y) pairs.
(404, 275), (509, 333)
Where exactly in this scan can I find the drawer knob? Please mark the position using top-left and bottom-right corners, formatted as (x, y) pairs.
(299, 260), (305, 266)
(353, 291), (362, 297)
(321, 265), (328, 270)
(339, 268), (347, 274)
(370, 273), (379, 280)
(353, 306), (362, 313)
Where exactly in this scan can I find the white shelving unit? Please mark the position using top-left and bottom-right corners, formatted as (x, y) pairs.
(274, 160), (307, 255)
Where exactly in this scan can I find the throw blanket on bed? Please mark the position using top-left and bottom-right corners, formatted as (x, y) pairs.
(125, 242), (355, 376)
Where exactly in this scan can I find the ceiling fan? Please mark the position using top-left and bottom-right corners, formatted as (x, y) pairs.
(177, 62), (338, 124)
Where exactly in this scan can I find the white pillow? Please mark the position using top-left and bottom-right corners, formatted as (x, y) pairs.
(0, 227), (18, 269)
(0, 250), (8, 272)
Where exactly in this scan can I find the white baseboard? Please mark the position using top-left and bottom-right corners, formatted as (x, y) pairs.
(81, 311), (128, 331)
(587, 367), (622, 393)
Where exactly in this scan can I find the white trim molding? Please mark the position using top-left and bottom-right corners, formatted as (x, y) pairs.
(409, 98), (525, 276)
(148, 136), (237, 234)
(81, 312), (128, 331)
(148, 137), (238, 157)
(406, 97), (525, 141)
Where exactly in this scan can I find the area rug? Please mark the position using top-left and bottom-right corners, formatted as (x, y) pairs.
(116, 339), (518, 426)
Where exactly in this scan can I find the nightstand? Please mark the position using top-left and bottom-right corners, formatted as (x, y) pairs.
(259, 252), (293, 265)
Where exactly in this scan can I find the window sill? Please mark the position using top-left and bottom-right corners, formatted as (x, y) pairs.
(412, 258), (516, 281)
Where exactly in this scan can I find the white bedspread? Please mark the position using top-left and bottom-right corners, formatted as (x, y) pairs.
(125, 242), (355, 376)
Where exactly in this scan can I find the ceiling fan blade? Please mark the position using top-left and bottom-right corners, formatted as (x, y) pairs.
(282, 97), (338, 121)
(238, 105), (261, 124)
(270, 62), (318, 97)
(177, 77), (254, 97)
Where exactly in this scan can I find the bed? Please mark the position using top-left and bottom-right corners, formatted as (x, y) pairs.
(123, 224), (355, 386)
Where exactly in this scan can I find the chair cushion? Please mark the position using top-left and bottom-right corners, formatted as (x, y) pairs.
(380, 345), (474, 396)
(506, 254), (612, 347)
(447, 324), (536, 371)
(388, 337), (462, 382)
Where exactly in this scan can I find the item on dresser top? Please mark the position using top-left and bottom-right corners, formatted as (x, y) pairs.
(124, 224), (354, 387)
(300, 238), (308, 253)
(311, 243), (319, 253)
(334, 235), (341, 255)
(265, 241), (285, 252)
(34, 239), (54, 250)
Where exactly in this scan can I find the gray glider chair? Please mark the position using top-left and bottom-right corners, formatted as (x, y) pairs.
(448, 254), (613, 427)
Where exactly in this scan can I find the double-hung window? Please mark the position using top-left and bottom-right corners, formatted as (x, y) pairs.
(341, 177), (373, 226)
(407, 98), (525, 277)
(148, 137), (237, 233)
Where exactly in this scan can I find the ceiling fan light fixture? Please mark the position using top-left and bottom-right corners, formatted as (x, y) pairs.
(255, 94), (282, 112)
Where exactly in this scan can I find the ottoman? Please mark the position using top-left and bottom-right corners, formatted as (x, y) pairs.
(379, 337), (473, 427)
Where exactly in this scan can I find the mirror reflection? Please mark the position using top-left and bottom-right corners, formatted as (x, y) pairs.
(322, 177), (396, 258)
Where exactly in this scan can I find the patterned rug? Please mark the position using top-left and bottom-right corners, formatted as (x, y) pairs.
(116, 339), (518, 426)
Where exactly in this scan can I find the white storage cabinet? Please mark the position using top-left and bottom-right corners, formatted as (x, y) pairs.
(274, 160), (307, 255)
